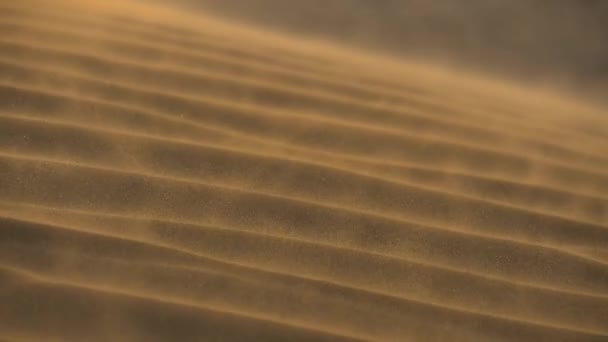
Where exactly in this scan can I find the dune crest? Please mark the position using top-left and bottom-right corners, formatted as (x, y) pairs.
(1, 0), (607, 341)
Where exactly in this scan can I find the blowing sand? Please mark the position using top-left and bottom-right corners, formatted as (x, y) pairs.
(1, 0), (608, 341)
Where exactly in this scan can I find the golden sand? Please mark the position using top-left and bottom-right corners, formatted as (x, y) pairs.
(1, 1), (607, 341)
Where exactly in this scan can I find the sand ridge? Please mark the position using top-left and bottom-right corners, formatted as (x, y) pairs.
(1, 0), (608, 341)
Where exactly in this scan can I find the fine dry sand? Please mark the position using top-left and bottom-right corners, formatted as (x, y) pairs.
(1, 0), (608, 341)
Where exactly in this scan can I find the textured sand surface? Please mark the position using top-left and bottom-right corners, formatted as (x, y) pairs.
(1, 1), (608, 341)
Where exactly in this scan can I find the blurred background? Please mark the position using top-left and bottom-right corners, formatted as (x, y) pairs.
(159, 0), (608, 103)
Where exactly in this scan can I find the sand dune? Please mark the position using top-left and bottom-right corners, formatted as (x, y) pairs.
(1, 0), (607, 341)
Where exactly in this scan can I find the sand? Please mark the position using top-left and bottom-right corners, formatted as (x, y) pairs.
(1, 0), (608, 341)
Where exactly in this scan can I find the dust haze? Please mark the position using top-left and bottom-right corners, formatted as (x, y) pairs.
(161, 0), (608, 102)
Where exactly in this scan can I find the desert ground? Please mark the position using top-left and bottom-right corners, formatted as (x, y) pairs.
(1, 0), (608, 341)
